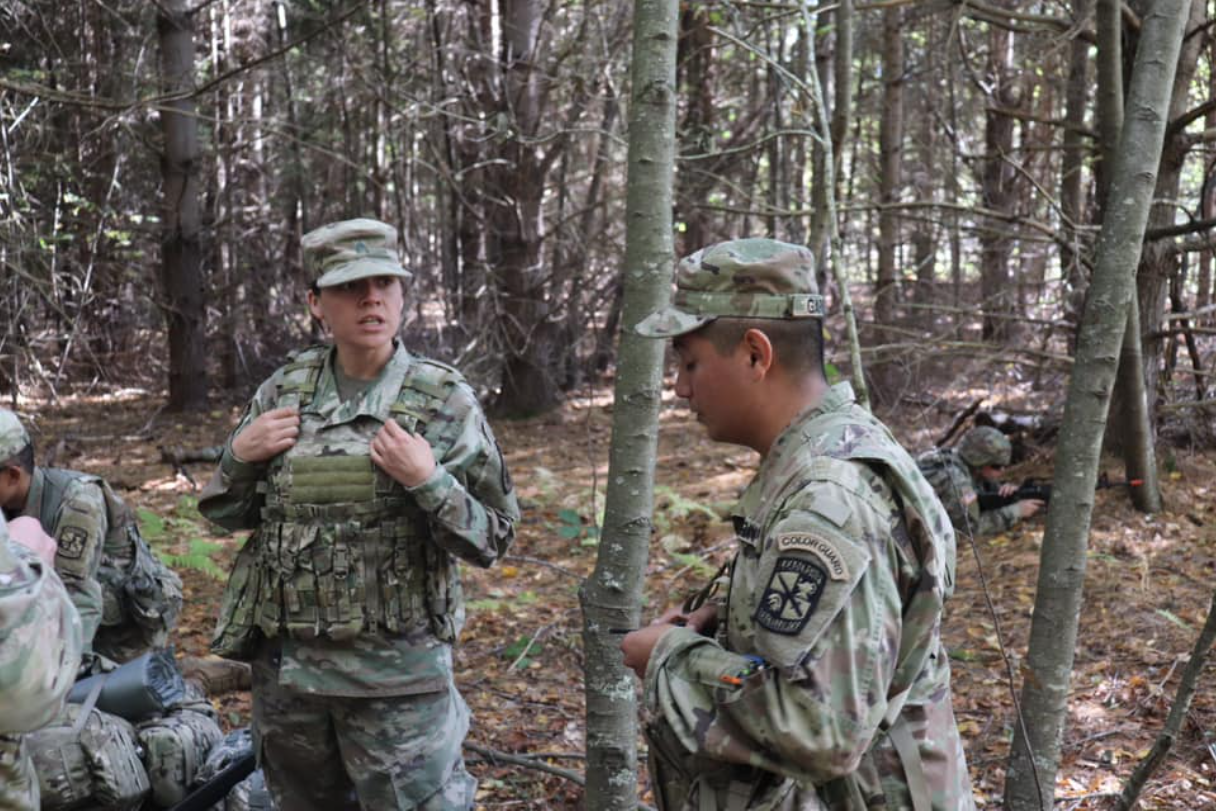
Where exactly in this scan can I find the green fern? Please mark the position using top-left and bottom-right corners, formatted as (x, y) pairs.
(158, 537), (227, 580)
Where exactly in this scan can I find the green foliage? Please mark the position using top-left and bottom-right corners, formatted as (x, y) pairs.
(652, 485), (720, 535)
(502, 634), (544, 668)
(140, 496), (227, 580)
(555, 507), (600, 546)
(467, 590), (540, 613)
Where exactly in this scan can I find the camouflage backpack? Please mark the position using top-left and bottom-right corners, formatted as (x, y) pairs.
(136, 685), (223, 808)
(91, 479), (184, 663)
(26, 702), (150, 810)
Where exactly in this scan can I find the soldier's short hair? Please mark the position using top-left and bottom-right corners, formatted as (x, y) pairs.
(2, 442), (35, 475)
(699, 316), (825, 377)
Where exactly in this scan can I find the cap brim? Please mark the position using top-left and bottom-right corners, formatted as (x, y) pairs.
(634, 307), (716, 338)
(316, 257), (412, 288)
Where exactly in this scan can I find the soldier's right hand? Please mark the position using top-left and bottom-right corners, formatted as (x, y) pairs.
(231, 406), (300, 463)
(1018, 498), (1045, 518)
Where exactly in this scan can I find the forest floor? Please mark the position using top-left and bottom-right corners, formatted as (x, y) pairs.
(17, 371), (1216, 811)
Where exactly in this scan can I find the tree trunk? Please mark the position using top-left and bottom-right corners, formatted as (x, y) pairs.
(1060, 0), (1094, 340)
(1129, 0), (1207, 417)
(1004, 4), (1189, 807)
(871, 5), (903, 402)
(157, 0), (208, 411)
(979, 16), (1018, 343)
(579, 0), (677, 806)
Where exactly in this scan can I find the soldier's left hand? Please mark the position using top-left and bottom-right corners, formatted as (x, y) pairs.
(999, 483), (1017, 497)
(372, 419), (436, 488)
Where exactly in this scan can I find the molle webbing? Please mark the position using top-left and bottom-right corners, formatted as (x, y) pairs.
(286, 455), (375, 505)
(248, 350), (465, 643)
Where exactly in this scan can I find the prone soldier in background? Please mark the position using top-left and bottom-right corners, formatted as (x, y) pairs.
(0, 513), (83, 811)
(917, 426), (1044, 539)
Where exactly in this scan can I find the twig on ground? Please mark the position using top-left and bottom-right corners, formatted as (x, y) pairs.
(465, 742), (586, 786)
(505, 554), (583, 580)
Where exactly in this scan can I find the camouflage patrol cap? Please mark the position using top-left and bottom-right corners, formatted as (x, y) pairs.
(958, 426), (1012, 468)
(302, 218), (412, 288)
(0, 409), (30, 463)
(635, 237), (824, 338)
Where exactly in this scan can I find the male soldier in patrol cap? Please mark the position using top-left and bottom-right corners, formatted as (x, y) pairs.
(621, 238), (974, 810)
(917, 426), (1044, 539)
(0, 512), (84, 810)
(0, 409), (183, 666)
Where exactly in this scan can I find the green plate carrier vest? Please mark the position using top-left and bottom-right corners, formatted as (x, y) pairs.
(243, 347), (464, 644)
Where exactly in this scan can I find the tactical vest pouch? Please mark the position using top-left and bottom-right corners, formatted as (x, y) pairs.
(28, 705), (150, 810)
(211, 536), (265, 661)
(287, 455), (375, 505)
(137, 701), (223, 808)
(95, 483), (185, 664)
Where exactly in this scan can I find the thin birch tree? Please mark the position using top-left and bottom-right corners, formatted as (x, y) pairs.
(579, 0), (677, 806)
(1004, 3), (1191, 806)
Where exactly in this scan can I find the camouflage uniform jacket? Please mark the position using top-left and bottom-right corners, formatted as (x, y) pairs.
(0, 535), (83, 811)
(14, 467), (107, 654)
(916, 449), (1021, 539)
(644, 384), (974, 810)
(200, 342), (519, 697)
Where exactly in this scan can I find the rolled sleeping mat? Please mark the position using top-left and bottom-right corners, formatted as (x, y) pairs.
(68, 648), (186, 721)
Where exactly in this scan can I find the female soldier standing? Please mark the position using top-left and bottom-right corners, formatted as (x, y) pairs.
(200, 218), (519, 810)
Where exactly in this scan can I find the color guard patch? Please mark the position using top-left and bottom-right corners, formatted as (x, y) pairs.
(57, 526), (88, 560)
(754, 557), (827, 635)
(775, 533), (849, 580)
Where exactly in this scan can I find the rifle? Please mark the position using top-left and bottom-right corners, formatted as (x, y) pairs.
(977, 473), (1143, 512)
(170, 747), (256, 811)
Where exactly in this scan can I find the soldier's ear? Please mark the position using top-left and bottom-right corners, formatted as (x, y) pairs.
(740, 329), (774, 378)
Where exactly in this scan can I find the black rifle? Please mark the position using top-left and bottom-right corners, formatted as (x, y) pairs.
(977, 473), (1143, 512)
(170, 748), (256, 811)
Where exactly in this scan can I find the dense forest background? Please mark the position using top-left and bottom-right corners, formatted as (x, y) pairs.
(4, 0), (1216, 809)
(3, 0), (1211, 425)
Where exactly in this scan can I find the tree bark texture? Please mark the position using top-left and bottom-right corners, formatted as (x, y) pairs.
(1129, 0), (1207, 417)
(872, 5), (903, 402)
(157, 0), (209, 411)
(578, 0), (677, 807)
(1004, 3), (1190, 808)
(979, 17), (1018, 344)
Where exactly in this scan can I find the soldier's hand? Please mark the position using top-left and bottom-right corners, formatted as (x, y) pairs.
(998, 483), (1018, 498)
(372, 419), (436, 488)
(9, 516), (57, 567)
(621, 623), (678, 679)
(231, 407), (300, 463)
(1018, 498), (1045, 518)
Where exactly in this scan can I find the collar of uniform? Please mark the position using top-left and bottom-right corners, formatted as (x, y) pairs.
(307, 341), (414, 428)
(21, 466), (46, 521)
(730, 382), (856, 535)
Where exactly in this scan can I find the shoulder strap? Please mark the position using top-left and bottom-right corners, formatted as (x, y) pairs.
(389, 358), (463, 437)
(275, 346), (328, 410)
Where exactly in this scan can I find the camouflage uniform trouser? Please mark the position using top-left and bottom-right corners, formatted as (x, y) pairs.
(251, 661), (476, 811)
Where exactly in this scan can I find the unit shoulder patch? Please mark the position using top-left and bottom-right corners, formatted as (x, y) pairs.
(775, 533), (849, 580)
(57, 525), (89, 560)
(754, 556), (827, 635)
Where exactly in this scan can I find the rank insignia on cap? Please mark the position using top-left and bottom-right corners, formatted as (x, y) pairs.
(754, 556), (827, 635)
(57, 526), (88, 560)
